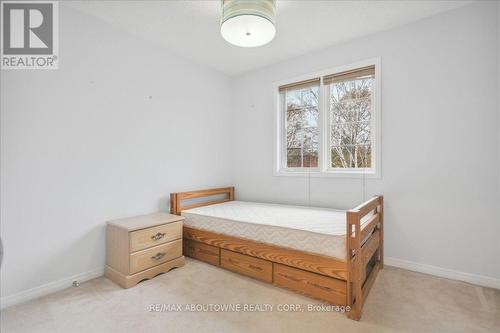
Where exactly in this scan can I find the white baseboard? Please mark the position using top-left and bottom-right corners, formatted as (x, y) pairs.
(1, 259), (498, 309)
(0, 267), (104, 310)
(385, 257), (500, 290)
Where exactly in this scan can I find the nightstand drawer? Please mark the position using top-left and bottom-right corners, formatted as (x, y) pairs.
(130, 221), (182, 252)
(129, 239), (182, 274)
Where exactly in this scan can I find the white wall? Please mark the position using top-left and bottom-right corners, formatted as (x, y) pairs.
(497, 1), (500, 281)
(231, 2), (500, 283)
(0, 5), (233, 302)
(1, 1), (499, 307)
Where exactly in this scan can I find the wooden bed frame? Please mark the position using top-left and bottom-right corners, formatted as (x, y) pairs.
(170, 186), (383, 320)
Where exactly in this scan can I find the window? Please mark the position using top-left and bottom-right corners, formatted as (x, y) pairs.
(275, 59), (380, 177)
(326, 66), (374, 169)
(279, 79), (320, 168)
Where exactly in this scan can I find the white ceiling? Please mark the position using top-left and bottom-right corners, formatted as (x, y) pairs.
(64, 0), (473, 76)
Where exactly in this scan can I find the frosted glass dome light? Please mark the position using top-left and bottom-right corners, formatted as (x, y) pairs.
(220, 0), (276, 48)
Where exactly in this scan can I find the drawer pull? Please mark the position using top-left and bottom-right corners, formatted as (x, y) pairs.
(248, 264), (263, 271)
(151, 252), (166, 261)
(151, 232), (166, 241)
(227, 258), (262, 271)
(199, 249), (217, 256)
(279, 273), (301, 283)
(308, 282), (332, 292)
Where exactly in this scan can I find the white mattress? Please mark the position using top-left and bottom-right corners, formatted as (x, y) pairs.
(182, 201), (370, 260)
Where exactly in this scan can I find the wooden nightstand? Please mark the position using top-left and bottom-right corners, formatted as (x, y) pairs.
(105, 213), (185, 288)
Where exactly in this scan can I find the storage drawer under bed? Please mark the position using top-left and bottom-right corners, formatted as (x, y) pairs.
(273, 263), (347, 305)
(220, 249), (273, 283)
(183, 239), (220, 266)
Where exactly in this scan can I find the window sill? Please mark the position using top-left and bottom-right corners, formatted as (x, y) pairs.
(273, 169), (381, 179)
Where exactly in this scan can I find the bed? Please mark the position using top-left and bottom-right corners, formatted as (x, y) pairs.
(170, 187), (383, 320)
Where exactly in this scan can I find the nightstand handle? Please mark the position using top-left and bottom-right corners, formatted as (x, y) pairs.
(151, 232), (166, 241)
(151, 252), (166, 261)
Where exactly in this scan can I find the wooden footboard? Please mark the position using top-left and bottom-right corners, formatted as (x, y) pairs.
(346, 195), (384, 320)
(170, 187), (383, 321)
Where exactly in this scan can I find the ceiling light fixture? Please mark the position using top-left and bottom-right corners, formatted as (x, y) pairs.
(220, 0), (276, 48)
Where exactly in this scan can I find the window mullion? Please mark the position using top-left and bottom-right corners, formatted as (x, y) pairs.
(317, 81), (323, 172)
(281, 91), (287, 170)
(321, 82), (330, 172)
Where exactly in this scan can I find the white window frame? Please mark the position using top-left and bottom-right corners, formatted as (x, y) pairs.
(273, 57), (381, 178)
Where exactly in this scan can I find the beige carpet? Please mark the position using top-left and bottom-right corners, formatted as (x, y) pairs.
(1, 258), (499, 333)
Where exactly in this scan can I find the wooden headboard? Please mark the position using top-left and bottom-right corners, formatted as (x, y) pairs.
(170, 187), (235, 215)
